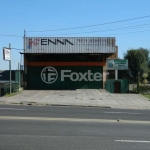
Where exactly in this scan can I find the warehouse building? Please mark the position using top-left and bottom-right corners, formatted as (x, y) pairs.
(23, 37), (117, 90)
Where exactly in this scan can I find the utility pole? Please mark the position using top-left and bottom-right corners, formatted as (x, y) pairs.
(9, 43), (11, 94)
(24, 29), (25, 52)
(137, 72), (140, 93)
(18, 63), (20, 89)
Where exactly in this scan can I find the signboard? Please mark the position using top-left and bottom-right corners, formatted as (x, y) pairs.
(106, 59), (128, 70)
(24, 37), (116, 54)
(3, 48), (11, 61)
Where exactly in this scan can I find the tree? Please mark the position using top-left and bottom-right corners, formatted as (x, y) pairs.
(124, 48), (150, 82)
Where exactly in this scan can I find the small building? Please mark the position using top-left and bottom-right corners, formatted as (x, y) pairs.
(22, 37), (118, 90)
(105, 59), (129, 93)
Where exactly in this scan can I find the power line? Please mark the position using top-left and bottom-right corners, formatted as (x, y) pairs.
(4, 48), (24, 50)
(97, 29), (150, 37)
(34, 22), (150, 36)
(27, 20), (150, 37)
(26, 15), (150, 32)
(35, 28), (150, 37)
(11, 48), (24, 50)
(0, 34), (23, 38)
(0, 15), (150, 37)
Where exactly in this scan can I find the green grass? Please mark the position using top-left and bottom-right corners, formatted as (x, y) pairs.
(142, 94), (150, 101)
(4, 90), (23, 97)
(5, 92), (18, 97)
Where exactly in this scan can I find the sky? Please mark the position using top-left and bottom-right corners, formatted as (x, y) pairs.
(0, 0), (150, 70)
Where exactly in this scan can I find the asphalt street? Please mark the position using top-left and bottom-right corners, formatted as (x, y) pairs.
(0, 104), (150, 121)
(0, 105), (150, 150)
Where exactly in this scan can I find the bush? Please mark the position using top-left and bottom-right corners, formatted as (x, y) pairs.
(138, 85), (150, 94)
(131, 84), (150, 94)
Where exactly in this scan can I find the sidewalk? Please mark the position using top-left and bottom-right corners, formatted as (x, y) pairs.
(0, 89), (150, 109)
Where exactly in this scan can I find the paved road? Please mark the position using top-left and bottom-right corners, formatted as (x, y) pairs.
(0, 105), (150, 150)
(0, 105), (150, 121)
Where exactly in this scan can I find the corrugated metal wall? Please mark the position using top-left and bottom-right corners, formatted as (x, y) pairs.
(24, 37), (116, 54)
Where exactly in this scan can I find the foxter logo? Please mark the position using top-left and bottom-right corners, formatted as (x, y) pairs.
(41, 66), (102, 84)
(61, 70), (102, 81)
(41, 67), (58, 84)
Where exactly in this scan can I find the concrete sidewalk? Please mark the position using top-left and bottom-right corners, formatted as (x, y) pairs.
(0, 89), (150, 109)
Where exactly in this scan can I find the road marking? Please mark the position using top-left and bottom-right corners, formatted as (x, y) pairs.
(0, 108), (26, 110)
(0, 135), (98, 139)
(105, 112), (141, 115)
(0, 116), (150, 124)
(115, 140), (150, 143)
(0, 116), (116, 123)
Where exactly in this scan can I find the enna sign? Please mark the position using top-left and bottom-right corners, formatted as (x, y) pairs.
(27, 38), (74, 50)
(41, 67), (102, 84)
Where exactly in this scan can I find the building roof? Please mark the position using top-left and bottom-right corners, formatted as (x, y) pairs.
(24, 37), (117, 54)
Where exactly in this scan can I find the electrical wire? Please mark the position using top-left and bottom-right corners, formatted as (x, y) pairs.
(98, 29), (150, 36)
(1, 15), (150, 38)
(26, 15), (150, 32)
(31, 22), (150, 36)
(0, 34), (23, 37)
(11, 48), (24, 50)
(3, 48), (24, 50)
(0, 15), (150, 37)
(27, 20), (150, 37)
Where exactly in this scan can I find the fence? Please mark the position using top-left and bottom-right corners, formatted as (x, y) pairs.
(105, 79), (129, 93)
(4, 82), (19, 94)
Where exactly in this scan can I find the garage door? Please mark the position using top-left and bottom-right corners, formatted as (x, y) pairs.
(27, 66), (103, 89)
